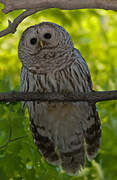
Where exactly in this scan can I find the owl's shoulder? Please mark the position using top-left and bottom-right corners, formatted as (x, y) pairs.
(73, 48), (89, 71)
(73, 48), (93, 89)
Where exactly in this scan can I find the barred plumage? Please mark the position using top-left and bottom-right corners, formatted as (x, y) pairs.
(18, 22), (101, 175)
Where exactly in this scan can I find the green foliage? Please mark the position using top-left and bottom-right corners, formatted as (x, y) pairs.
(0, 5), (117, 179)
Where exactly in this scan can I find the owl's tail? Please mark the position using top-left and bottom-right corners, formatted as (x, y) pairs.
(59, 136), (85, 176)
(55, 124), (85, 176)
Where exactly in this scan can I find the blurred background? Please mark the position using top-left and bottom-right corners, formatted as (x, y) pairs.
(0, 4), (117, 180)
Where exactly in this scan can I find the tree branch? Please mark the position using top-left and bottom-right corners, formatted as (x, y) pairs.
(0, 0), (117, 38)
(0, 91), (117, 103)
(0, 0), (117, 13)
(0, 9), (39, 38)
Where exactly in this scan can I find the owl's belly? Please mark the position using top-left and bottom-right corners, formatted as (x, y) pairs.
(30, 101), (88, 135)
(29, 101), (89, 152)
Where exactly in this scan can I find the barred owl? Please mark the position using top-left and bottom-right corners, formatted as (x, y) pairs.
(18, 22), (101, 176)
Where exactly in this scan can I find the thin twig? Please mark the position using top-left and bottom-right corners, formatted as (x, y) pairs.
(0, 91), (117, 103)
(0, 126), (27, 150)
(0, 9), (39, 38)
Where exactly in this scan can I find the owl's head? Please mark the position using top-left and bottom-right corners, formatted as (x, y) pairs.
(18, 22), (74, 70)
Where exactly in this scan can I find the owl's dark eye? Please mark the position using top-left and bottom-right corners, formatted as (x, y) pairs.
(44, 33), (51, 39)
(30, 38), (37, 45)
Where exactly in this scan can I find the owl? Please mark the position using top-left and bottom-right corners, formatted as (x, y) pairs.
(18, 22), (101, 176)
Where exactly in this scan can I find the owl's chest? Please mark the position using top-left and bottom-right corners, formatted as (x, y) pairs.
(27, 68), (81, 93)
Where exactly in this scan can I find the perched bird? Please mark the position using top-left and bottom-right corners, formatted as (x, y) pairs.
(18, 22), (101, 175)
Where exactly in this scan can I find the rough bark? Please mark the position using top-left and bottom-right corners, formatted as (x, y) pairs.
(0, 91), (117, 103)
(0, 0), (117, 13)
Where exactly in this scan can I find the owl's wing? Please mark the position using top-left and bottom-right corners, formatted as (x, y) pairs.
(20, 67), (28, 107)
(74, 48), (93, 89)
(20, 66), (60, 166)
(74, 48), (101, 159)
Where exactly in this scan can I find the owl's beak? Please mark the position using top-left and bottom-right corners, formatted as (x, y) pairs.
(40, 40), (44, 48)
